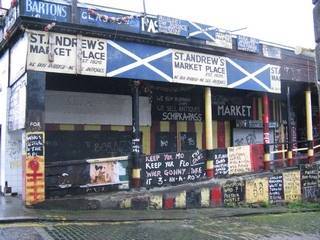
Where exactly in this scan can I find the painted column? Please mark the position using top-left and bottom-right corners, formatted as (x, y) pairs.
(205, 87), (214, 178)
(24, 71), (46, 205)
(305, 88), (314, 163)
(131, 81), (141, 188)
(286, 86), (293, 166)
(262, 94), (270, 170)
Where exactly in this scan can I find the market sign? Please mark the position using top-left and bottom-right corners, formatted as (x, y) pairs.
(188, 21), (233, 49)
(212, 94), (252, 120)
(20, 0), (71, 22)
(262, 44), (282, 59)
(25, 30), (281, 94)
(78, 7), (140, 33)
(158, 16), (188, 37)
(237, 35), (259, 53)
(151, 90), (203, 122)
(172, 49), (227, 87)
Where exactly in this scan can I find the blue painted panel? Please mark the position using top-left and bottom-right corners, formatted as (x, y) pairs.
(78, 8), (140, 33)
(21, 0), (71, 22)
(187, 21), (218, 41)
(227, 58), (274, 93)
(107, 41), (172, 82)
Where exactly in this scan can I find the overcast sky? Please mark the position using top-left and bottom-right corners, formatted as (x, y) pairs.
(3, 0), (315, 48)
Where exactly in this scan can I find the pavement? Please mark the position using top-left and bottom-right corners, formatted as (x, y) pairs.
(1, 196), (319, 224)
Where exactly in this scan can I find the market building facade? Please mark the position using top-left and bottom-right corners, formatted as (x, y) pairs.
(0, 0), (317, 205)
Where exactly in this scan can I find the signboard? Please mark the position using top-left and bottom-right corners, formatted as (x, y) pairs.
(262, 44), (282, 59)
(226, 58), (281, 94)
(188, 21), (232, 49)
(151, 90), (203, 122)
(10, 33), (28, 86)
(237, 35), (259, 53)
(283, 170), (301, 202)
(78, 36), (107, 76)
(141, 15), (158, 33)
(3, 5), (18, 35)
(246, 177), (269, 203)
(27, 31), (77, 74)
(158, 16), (188, 36)
(8, 75), (26, 131)
(212, 94), (252, 120)
(21, 0), (71, 22)
(300, 164), (318, 200)
(223, 180), (245, 206)
(79, 7), (140, 34)
(212, 148), (228, 177)
(236, 120), (279, 129)
(90, 161), (119, 185)
(227, 145), (252, 175)
(269, 174), (284, 204)
(155, 132), (177, 153)
(172, 49), (227, 87)
(142, 150), (206, 187)
(26, 132), (45, 156)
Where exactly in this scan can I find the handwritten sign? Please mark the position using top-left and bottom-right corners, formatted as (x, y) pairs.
(26, 132), (45, 156)
(228, 145), (252, 175)
(300, 164), (318, 200)
(172, 49), (227, 87)
(223, 180), (245, 206)
(246, 177), (268, 204)
(283, 170), (301, 202)
(142, 150), (206, 187)
(155, 132), (177, 153)
(151, 90), (203, 122)
(269, 174), (284, 204)
(212, 149), (228, 177)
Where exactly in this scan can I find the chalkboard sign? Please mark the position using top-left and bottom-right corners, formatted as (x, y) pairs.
(142, 150), (206, 187)
(26, 132), (44, 156)
(180, 132), (197, 151)
(269, 174), (284, 204)
(223, 180), (245, 206)
(155, 132), (177, 153)
(300, 164), (318, 200)
(212, 149), (228, 177)
(46, 131), (134, 162)
(151, 90), (203, 122)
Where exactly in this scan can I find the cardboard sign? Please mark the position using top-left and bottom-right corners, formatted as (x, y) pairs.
(283, 170), (301, 202)
(245, 177), (269, 203)
(228, 145), (252, 175)
(172, 49), (227, 87)
(300, 164), (318, 200)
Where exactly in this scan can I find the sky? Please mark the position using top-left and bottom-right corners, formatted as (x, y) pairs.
(2, 0), (315, 48)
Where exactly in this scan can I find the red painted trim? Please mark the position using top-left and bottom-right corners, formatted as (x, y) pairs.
(210, 186), (222, 207)
(206, 169), (214, 178)
(131, 178), (141, 188)
(252, 97), (257, 120)
(151, 121), (160, 154)
(163, 197), (175, 209)
(217, 121), (225, 148)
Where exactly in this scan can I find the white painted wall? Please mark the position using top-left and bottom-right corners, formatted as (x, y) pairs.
(45, 91), (152, 126)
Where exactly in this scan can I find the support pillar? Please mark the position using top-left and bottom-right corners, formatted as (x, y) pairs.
(305, 88), (314, 163)
(131, 81), (141, 188)
(24, 71), (46, 205)
(205, 87), (214, 178)
(286, 86), (293, 166)
(262, 94), (270, 170)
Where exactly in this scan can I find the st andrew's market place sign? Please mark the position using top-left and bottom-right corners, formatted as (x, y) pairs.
(26, 30), (281, 94)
